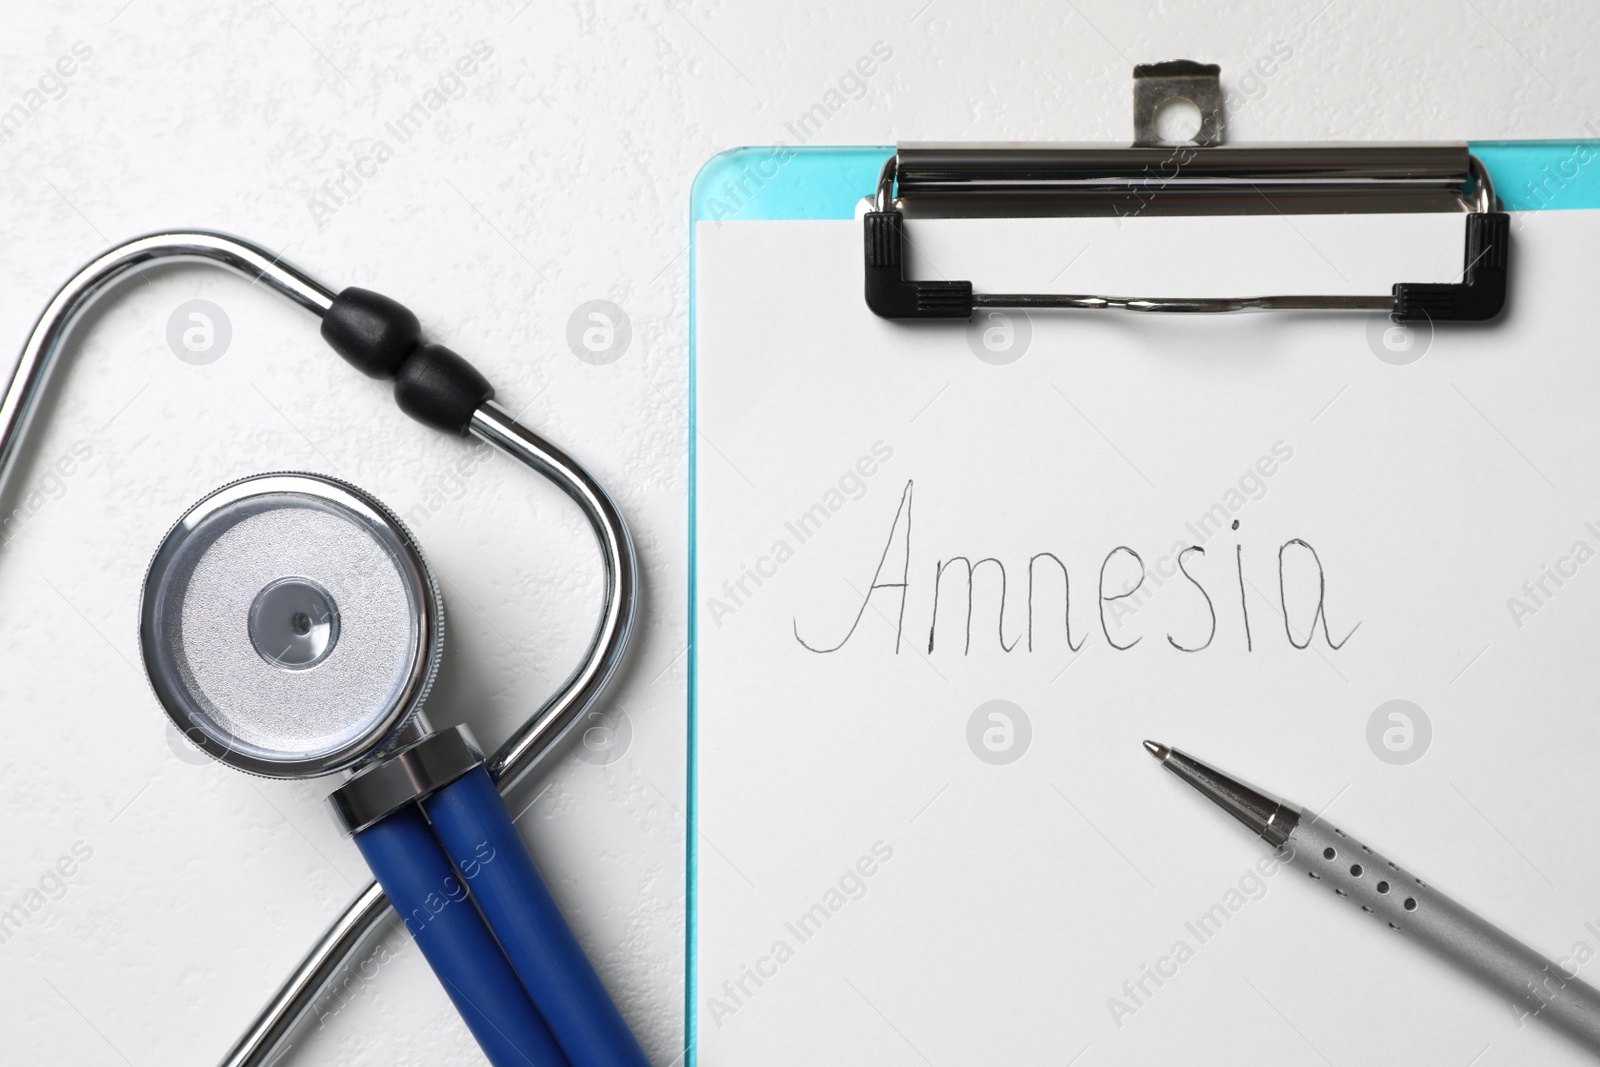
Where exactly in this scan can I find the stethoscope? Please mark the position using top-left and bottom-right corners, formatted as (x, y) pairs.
(0, 232), (645, 1067)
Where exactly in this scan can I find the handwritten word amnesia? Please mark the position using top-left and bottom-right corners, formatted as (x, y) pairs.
(794, 480), (1359, 656)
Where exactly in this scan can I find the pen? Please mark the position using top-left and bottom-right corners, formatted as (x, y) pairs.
(1144, 740), (1600, 1054)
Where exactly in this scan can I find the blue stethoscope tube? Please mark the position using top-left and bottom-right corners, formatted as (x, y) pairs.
(353, 804), (570, 1067)
(424, 767), (654, 1067)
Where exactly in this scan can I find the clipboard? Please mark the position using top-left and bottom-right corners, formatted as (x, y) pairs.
(689, 63), (1600, 1066)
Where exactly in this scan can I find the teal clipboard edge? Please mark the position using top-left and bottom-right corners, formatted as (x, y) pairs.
(682, 139), (1600, 1063)
(684, 145), (888, 1065)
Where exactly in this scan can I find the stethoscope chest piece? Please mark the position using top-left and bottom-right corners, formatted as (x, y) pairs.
(139, 472), (442, 778)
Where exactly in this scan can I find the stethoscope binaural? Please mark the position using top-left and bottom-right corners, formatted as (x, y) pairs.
(0, 232), (645, 1067)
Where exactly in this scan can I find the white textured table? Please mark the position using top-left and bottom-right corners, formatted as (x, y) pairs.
(0, 2), (1593, 1064)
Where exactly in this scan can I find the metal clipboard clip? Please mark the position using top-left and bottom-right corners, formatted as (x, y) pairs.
(864, 61), (1508, 322)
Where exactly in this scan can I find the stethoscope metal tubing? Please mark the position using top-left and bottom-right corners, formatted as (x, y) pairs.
(0, 232), (336, 492)
(467, 399), (639, 793)
(0, 232), (640, 1067)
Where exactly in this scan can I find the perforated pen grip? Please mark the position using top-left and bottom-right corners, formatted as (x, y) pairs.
(1286, 815), (1600, 1053)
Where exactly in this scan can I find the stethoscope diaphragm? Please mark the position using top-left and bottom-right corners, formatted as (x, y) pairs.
(139, 472), (441, 778)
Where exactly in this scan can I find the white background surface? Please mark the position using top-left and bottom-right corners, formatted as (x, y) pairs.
(0, 2), (1596, 1065)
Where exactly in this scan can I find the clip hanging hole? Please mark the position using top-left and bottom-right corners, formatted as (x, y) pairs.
(1153, 97), (1203, 143)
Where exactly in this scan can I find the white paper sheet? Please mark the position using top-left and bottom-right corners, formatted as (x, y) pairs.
(693, 207), (1600, 1065)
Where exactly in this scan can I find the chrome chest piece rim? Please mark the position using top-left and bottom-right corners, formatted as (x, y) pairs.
(139, 471), (443, 779)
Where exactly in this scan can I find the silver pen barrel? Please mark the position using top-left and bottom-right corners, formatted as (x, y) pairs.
(1285, 813), (1600, 1053)
(1147, 742), (1600, 1055)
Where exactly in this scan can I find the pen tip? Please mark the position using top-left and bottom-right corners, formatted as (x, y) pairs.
(1142, 740), (1170, 761)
